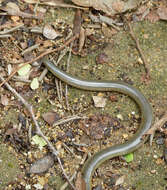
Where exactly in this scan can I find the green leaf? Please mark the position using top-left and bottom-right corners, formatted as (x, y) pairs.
(32, 135), (47, 149)
(18, 64), (31, 76)
(30, 77), (39, 90)
(124, 153), (134, 163)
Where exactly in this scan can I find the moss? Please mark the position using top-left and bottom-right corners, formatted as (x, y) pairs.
(0, 143), (20, 188)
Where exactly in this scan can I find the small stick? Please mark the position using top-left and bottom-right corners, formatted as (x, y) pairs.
(62, 142), (75, 157)
(59, 80), (63, 101)
(60, 171), (77, 190)
(60, 153), (88, 190)
(126, 20), (150, 79)
(38, 68), (48, 82)
(0, 75), (77, 190)
(147, 112), (167, 145)
(55, 79), (61, 103)
(28, 123), (32, 143)
(21, 43), (40, 55)
(0, 23), (24, 35)
(53, 115), (87, 127)
(0, 34), (79, 87)
(65, 42), (73, 110)
(12, 77), (31, 83)
(0, 34), (11, 38)
(54, 48), (69, 103)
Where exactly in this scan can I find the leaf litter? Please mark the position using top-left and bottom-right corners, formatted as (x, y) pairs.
(0, 0), (167, 189)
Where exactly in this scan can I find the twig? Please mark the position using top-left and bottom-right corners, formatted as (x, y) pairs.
(59, 80), (63, 101)
(65, 42), (73, 110)
(60, 171), (77, 190)
(12, 76), (31, 83)
(0, 75), (77, 190)
(38, 68), (48, 82)
(73, 142), (89, 147)
(28, 123), (32, 143)
(0, 34), (79, 87)
(60, 153), (88, 190)
(21, 43), (40, 55)
(0, 23), (24, 35)
(147, 112), (167, 145)
(53, 115), (87, 127)
(62, 142), (75, 157)
(126, 20), (150, 79)
(54, 48), (69, 103)
(55, 79), (61, 103)
(0, 34), (12, 38)
(34, 0), (40, 13)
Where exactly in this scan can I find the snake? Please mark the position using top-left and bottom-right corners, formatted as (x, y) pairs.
(43, 59), (153, 190)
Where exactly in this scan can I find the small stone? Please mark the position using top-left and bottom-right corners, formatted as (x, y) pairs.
(117, 114), (123, 120)
(92, 96), (106, 108)
(156, 137), (165, 145)
(153, 154), (158, 159)
(150, 170), (156, 174)
(123, 134), (128, 139)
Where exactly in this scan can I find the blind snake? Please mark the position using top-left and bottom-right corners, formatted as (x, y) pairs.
(43, 59), (153, 190)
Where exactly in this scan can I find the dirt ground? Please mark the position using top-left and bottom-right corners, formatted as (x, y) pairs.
(0, 5), (167, 190)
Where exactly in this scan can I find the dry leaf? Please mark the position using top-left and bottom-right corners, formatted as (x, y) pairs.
(78, 27), (85, 52)
(75, 172), (86, 190)
(96, 53), (109, 64)
(42, 111), (60, 125)
(157, 7), (167, 20)
(0, 2), (40, 19)
(115, 175), (125, 186)
(29, 155), (54, 174)
(43, 24), (61, 40)
(145, 10), (160, 23)
(72, 0), (142, 16)
(23, 0), (86, 9)
(112, 0), (124, 13)
(1, 94), (9, 106)
(73, 9), (82, 35)
(92, 96), (106, 108)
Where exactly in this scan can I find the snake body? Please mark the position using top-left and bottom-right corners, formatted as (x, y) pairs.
(43, 60), (153, 190)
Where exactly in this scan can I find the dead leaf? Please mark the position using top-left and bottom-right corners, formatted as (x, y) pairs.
(73, 9), (82, 35)
(96, 53), (109, 64)
(78, 27), (85, 52)
(1, 94), (9, 106)
(112, 0), (124, 13)
(157, 7), (167, 20)
(42, 111), (60, 125)
(92, 96), (106, 108)
(72, 0), (143, 16)
(23, 0), (86, 9)
(79, 114), (121, 139)
(0, 2), (40, 19)
(136, 5), (148, 15)
(5, 128), (17, 136)
(75, 172), (86, 190)
(115, 175), (125, 186)
(145, 10), (160, 23)
(43, 24), (61, 40)
(29, 155), (55, 174)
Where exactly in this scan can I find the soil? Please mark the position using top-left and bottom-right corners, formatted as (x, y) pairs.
(0, 6), (167, 190)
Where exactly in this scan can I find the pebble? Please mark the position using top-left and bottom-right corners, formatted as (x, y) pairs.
(153, 154), (158, 159)
(117, 114), (123, 120)
(150, 170), (156, 174)
(156, 137), (165, 145)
